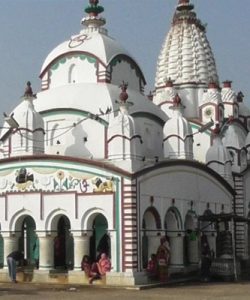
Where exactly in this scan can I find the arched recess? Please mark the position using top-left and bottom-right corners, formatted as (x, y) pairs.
(164, 207), (183, 234)
(12, 214), (37, 266)
(141, 207), (161, 269)
(164, 207), (184, 266)
(89, 214), (110, 262)
(52, 214), (73, 270)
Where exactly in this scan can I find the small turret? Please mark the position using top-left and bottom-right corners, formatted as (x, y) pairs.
(10, 82), (44, 156)
(206, 124), (232, 184)
(163, 95), (193, 160)
(107, 84), (143, 172)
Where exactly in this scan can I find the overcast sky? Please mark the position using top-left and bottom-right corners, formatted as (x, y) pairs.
(0, 0), (249, 115)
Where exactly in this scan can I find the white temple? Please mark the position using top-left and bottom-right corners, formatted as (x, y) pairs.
(0, 0), (249, 285)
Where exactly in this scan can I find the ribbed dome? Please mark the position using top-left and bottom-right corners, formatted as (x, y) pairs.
(155, 1), (219, 88)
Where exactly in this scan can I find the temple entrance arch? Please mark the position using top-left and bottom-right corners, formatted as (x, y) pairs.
(89, 214), (110, 262)
(142, 207), (161, 268)
(53, 215), (73, 270)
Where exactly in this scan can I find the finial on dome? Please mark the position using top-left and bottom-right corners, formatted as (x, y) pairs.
(119, 81), (129, 103)
(237, 91), (244, 103)
(147, 91), (153, 101)
(85, 0), (104, 16)
(117, 82), (133, 114)
(223, 80), (232, 88)
(23, 81), (36, 98)
(228, 115), (234, 124)
(177, 0), (194, 11)
(173, 94), (182, 107)
(212, 123), (221, 136)
(208, 81), (218, 89)
(82, 0), (105, 28)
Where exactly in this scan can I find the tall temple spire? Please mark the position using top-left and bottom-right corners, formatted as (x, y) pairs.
(82, 0), (106, 28)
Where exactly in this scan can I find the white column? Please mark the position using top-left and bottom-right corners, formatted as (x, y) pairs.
(108, 230), (117, 272)
(73, 232), (91, 271)
(3, 235), (18, 269)
(38, 234), (54, 270)
(169, 233), (184, 266)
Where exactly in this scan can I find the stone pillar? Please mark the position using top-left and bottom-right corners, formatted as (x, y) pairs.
(73, 232), (91, 271)
(169, 233), (184, 266)
(38, 233), (55, 270)
(108, 230), (117, 272)
(2, 234), (18, 268)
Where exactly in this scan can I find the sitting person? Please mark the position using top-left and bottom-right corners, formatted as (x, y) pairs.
(81, 255), (100, 284)
(147, 254), (158, 280)
(97, 253), (111, 276)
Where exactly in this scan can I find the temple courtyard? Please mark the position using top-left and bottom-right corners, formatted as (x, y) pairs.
(1, 282), (250, 300)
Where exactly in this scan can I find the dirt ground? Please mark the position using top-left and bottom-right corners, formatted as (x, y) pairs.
(1, 282), (250, 300)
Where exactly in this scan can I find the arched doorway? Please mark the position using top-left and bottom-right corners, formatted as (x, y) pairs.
(18, 216), (36, 266)
(54, 216), (73, 270)
(164, 207), (183, 265)
(142, 207), (161, 269)
(89, 214), (110, 262)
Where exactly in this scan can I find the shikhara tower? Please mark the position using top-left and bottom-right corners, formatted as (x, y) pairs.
(0, 0), (249, 285)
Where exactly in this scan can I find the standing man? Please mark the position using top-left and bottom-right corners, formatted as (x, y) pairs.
(7, 251), (24, 283)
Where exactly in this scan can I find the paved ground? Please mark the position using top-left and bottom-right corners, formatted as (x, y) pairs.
(1, 281), (250, 300)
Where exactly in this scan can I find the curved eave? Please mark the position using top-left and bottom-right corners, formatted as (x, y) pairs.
(39, 50), (106, 79)
(109, 54), (146, 86)
(0, 154), (131, 178)
(133, 159), (235, 196)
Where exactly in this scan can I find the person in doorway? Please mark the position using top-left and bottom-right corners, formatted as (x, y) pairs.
(81, 255), (100, 284)
(200, 241), (212, 282)
(7, 250), (24, 283)
(156, 236), (170, 282)
(97, 253), (111, 276)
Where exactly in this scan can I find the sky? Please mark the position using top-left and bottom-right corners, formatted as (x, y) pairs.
(0, 0), (249, 115)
